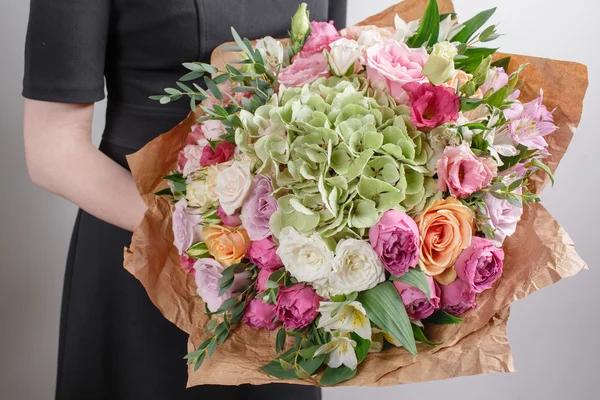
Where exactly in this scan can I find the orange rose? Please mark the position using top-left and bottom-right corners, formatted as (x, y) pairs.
(444, 70), (483, 99)
(202, 225), (250, 266)
(414, 198), (475, 284)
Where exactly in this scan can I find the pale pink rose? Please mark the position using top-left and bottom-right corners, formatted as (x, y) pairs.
(240, 175), (278, 241)
(193, 258), (250, 312)
(201, 120), (226, 141)
(216, 205), (242, 227)
(180, 143), (205, 176)
(172, 199), (201, 255)
(243, 298), (281, 331)
(363, 39), (428, 104)
(437, 144), (497, 199)
(297, 21), (340, 58)
(341, 25), (395, 41)
(278, 53), (330, 87)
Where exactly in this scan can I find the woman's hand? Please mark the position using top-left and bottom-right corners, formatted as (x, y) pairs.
(23, 99), (147, 232)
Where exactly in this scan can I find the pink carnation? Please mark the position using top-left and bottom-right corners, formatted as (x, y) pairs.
(363, 40), (428, 104)
(278, 53), (330, 87)
(404, 82), (460, 128)
(437, 144), (497, 198)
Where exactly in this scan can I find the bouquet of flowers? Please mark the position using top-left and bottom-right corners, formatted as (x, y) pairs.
(125, 0), (588, 387)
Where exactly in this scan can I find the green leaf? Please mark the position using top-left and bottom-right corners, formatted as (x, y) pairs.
(219, 44), (242, 52)
(216, 297), (238, 313)
(320, 366), (356, 386)
(424, 309), (464, 325)
(358, 282), (417, 355)
(406, 0), (439, 48)
(460, 97), (484, 112)
(154, 188), (172, 196)
(276, 328), (287, 354)
(180, 71), (204, 82)
(390, 269), (431, 300)
(531, 158), (555, 186)
(204, 319), (218, 334)
(412, 324), (441, 346)
(492, 56), (511, 70)
(204, 76), (222, 100)
(260, 352), (325, 380)
(484, 85), (508, 107)
(451, 8), (497, 44)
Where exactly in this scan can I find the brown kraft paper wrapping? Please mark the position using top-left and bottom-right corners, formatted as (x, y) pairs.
(124, 0), (589, 387)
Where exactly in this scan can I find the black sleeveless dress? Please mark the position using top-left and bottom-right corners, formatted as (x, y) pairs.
(23, 1), (347, 399)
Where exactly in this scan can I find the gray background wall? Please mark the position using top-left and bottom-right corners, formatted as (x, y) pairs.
(0, 0), (597, 398)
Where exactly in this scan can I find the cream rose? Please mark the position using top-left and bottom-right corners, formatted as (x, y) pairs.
(277, 227), (334, 284)
(423, 41), (458, 85)
(328, 239), (385, 296)
(186, 163), (229, 212)
(327, 38), (361, 76)
(414, 198), (475, 284)
(215, 161), (253, 215)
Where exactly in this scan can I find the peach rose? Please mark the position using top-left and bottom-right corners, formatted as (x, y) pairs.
(202, 225), (251, 266)
(443, 70), (483, 99)
(414, 198), (475, 284)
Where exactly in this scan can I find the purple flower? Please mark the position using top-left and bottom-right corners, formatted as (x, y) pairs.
(393, 275), (440, 320)
(242, 299), (281, 331)
(247, 237), (283, 271)
(455, 237), (504, 293)
(172, 199), (201, 255)
(504, 90), (557, 151)
(369, 210), (420, 277)
(483, 191), (523, 245)
(193, 258), (250, 313)
(439, 278), (476, 316)
(241, 175), (278, 241)
(275, 284), (320, 329)
(216, 205), (242, 227)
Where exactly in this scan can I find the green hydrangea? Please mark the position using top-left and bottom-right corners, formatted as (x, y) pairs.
(236, 76), (437, 238)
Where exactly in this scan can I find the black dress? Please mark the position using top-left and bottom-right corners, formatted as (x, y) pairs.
(23, 1), (347, 399)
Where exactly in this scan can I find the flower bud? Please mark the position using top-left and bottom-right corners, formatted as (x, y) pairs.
(291, 3), (311, 44)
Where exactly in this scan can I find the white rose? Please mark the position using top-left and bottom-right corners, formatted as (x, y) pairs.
(186, 163), (228, 211)
(215, 161), (252, 215)
(277, 227), (334, 283)
(422, 41), (458, 85)
(328, 239), (385, 295)
(327, 39), (361, 77)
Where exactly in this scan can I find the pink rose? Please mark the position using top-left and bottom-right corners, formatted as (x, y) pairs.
(278, 53), (330, 87)
(172, 199), (201, 255)
(393, 275), (441, 320)
(179, 254), (196, 275)
(275, 284), (320, 329)
(480, 67), (509, 95)
(179, 143), (205, 176)
(256, 268), (272, 293)
(404, 82), (460, 128)
(364, 40), (428, 104)
(297, 21), (340, 58)
(369, 210), (420, 277)
(188, 124), (205, 145)
(455, 237), (504, 293)
(193, 258), (250, 312)
(341, 25), (395, 41)
(437, 144), (497, 199)
(199, 141), (236, 167)
(216, 205), (242, 227)
(241, 175), (278, 241)
(200, 120), (226, 141)
(242, 298), (281, 331)
(247, 237), (283, 271)
(439, 278), (476, 316)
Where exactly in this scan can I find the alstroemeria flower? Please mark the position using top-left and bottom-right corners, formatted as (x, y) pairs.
(314, 333), (358, 370)
(317, 301), (371, 340)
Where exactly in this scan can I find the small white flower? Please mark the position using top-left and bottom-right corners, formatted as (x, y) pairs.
(393, 15), (420, 42)
(327, 39), (362, 77)
(317, 301), (371, 340)
(438, 15), (464, 42)
(328, 239), (385, 296)
(314, 333), (358, 370)
(357, 30), (383, 48)
(215, 161), (253, 215)
(277, 227), (334, 283)
(256, 36), (285, 74)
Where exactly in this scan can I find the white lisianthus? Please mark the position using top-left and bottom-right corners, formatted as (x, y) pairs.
(328, 239), (385, 295)
(186, 163), (230, 211)
(256, 36), (285, 74)
(393, 15), (419, 42)
(422, 41), (458, 85)
(215, 161), (253, 215)
(327, 39), (362, 77)
(277, 227), (334, 283)
(317, 301), (371, 340)
(314, 333), (358, 370)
